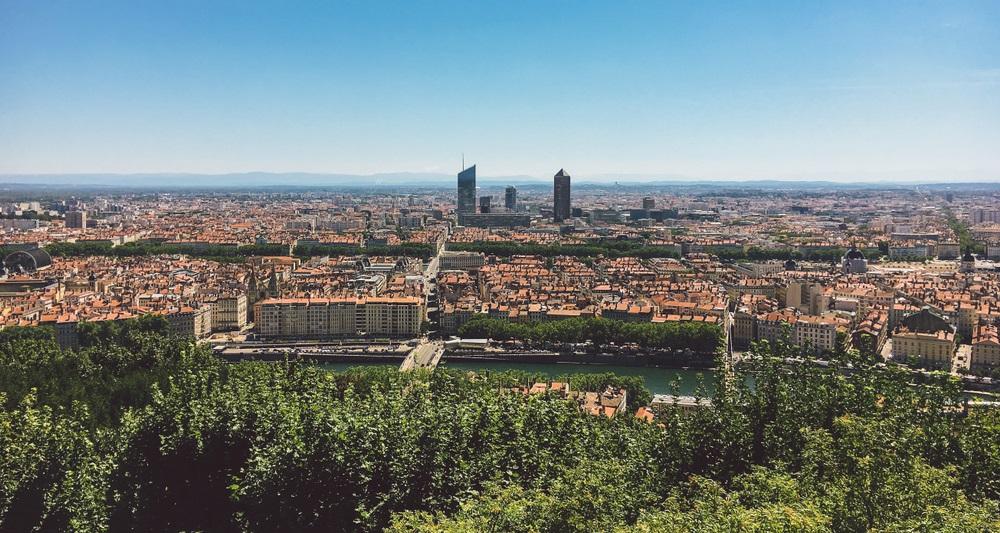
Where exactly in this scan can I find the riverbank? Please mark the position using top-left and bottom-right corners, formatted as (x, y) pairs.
(317, 360), (719, 396)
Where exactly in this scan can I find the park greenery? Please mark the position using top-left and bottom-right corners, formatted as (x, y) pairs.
(714, 246), (882, 263)
(458, 315), (723, 354)
(947, 210), (985, 255)
(44, 241), (289, 259)
(447, 241), (681, 259)
(292, 242), (436, 260)
(1, 318), (999, 531)
(447, 241), (881, 263)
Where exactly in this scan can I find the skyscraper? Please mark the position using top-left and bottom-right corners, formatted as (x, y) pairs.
(479, 196), (492, 214)
(553, 169), (571, 222)
(65, 210), (87, 228)
(457, 165), (476, 219)
(505, 186), (517, 211)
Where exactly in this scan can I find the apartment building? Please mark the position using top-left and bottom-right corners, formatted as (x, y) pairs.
(255, 296), (424, 338)
(784, 281), (828, 315)
(210, 293), (248, 331)
(363, 297), (425, 337)
(793, 315), (840, 354)
(164, 305), (213, 339)
(971, 208), (1000, 225)
(65, 210), (87, 229)
(731, 309), (756, 349)
(891, 308), (957, 370)
(971, 324), (1000, 371)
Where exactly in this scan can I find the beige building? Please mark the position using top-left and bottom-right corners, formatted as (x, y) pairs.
(439, 250), (486, 271)
(785, 281), (828, 315)
(793, 315), (839, 354)
(891, 308), (956, 370)
(971, 324), (1000, 371)
(256, 296), (425, 338)
(362, 297), (425, 337)
(731, 310), (756, 349)
(164, 305), (213, 339)
(210, 293), (248, 331)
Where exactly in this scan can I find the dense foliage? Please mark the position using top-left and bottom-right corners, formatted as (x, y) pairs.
(946, 210), (985, 255)
(293, 242), (436, 260)
(45, 241), (289, 259)
(447, 241), (681, 259)
(0, 316), (208, 427)
(1, 322), (999, 531)
(447, 241), (881, 263)
(458, 315), (723, 354)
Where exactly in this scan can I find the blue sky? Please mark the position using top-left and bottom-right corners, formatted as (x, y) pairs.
(1, 0), (998, 181)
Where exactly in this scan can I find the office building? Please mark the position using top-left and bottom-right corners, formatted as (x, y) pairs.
(642, 197), (655, 210)
(457, 165), (477, 217)
(479, 196), (492, 214)
(66, 210), (87, 229)
(553, 168), (571, 222)
(505, 186), (517, 211)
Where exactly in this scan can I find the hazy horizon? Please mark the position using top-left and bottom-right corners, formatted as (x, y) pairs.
(2, 1), (999, 180)
(1, 170), (998, 188)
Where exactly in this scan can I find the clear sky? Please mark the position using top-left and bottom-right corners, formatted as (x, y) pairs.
(1, 0), (998, 181)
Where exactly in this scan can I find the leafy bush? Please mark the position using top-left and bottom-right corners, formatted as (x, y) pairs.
(1, 327), (999, 531)
(458, 316), (723, 353)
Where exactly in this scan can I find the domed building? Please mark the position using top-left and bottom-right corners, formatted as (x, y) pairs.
(841, 245), (867, 274)
(3, 248), (52, 274)
(783, 258), (798, 271)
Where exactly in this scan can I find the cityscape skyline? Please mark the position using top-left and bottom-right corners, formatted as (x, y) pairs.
(3, 2), (1000, 529)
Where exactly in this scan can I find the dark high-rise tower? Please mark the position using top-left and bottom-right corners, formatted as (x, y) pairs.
(457, 165), (476, 218)
(505, 186), (517, 211)
(479, 196), (492, 214)
(553, 168), (571, 222)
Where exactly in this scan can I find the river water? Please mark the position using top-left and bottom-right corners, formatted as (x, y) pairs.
(318, 361), (718, 396)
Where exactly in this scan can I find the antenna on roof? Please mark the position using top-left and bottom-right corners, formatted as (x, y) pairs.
(462, 152), (465, 170)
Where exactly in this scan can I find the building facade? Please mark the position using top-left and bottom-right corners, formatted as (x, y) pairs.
(891, 308), (957, 369)
(211, 293), (248, 331)
(457, 165), (477, 218)
(504, 186), (517, 211)
(255, 296), (425, 338)
(439, 250), (486, 271)
(553, 169), (571, 222)
(65, 210), (87, 228)
(971, 323), (1000, 371)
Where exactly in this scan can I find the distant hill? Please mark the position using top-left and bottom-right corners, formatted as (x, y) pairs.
(0, 172), (997, 192)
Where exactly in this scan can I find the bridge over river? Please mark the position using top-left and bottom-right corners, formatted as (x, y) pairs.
(399, 340), (445, 371)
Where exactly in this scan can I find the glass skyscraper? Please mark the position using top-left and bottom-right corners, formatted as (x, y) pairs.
(457, 165), (476, 216)
(504, 185), (517, 211)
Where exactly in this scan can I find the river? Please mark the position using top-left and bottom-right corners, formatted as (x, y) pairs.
(318, 361), (718, 396)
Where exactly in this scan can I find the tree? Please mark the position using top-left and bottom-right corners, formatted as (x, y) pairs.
(2, 327), (999, 531)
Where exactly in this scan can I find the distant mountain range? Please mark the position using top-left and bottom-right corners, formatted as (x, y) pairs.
(0, 172), (997, 191)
